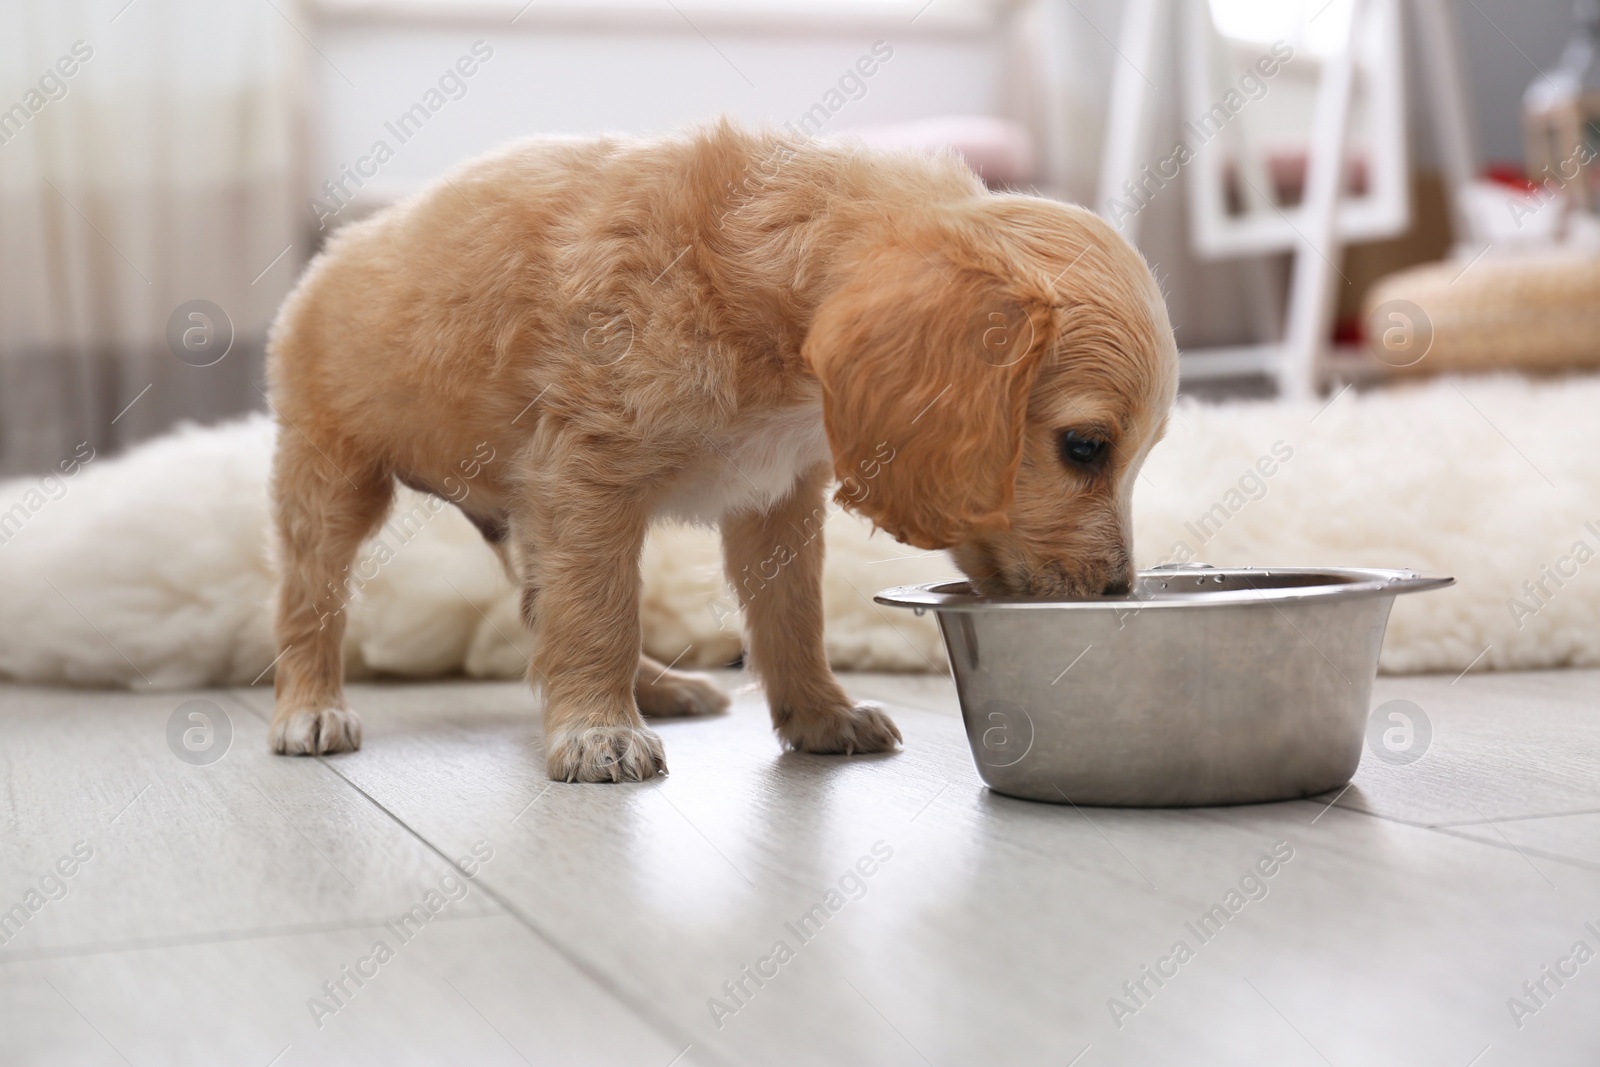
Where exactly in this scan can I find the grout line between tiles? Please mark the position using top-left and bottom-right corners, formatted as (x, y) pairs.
(1426, 826), (1600, 874)
(1429, 805), (1600, 829)
(1291, 797), (1435, 830)
(0, 909), (493, 967)
(221, 687), (273, 721)
(1291, 797), (1600, 873)
(306, 755), (730, 1067)
(1294, 793), (1600, 832)
(216, 690), (719, 1060)
(219, 693), (714, 1053)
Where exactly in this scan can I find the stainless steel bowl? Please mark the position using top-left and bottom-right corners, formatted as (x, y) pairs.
(875, 565), (1453, 807)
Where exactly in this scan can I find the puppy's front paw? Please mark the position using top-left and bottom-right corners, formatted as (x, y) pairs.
(778, 701), (902, 756)
(637, 669), (730, 718)
(270, 706), (362, 755)
(546, 724), (667, 782)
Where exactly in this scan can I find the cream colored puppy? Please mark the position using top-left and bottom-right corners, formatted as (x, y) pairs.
(266, 122), (1178, 781)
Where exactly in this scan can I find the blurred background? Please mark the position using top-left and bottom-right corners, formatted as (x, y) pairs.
(0, 0), (1592, 476)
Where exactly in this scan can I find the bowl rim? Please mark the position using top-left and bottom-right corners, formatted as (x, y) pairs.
(874, 565), (1455, 612)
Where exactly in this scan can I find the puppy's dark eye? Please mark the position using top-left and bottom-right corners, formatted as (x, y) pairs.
(1058, 430), (1108, 470)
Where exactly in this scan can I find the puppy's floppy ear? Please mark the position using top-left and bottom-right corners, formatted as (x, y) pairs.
(803, 243), (1056, 550)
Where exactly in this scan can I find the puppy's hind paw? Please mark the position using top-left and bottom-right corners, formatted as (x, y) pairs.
(546, 724), (667, 783)
(779, 701), (902, 756)
(637, 669), (730, 718)
(270, 706), (362, 755)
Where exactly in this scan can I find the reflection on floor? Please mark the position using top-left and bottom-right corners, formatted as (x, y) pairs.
(1, 669), (1598, 1066)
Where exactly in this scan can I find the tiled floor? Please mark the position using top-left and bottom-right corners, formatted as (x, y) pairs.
(1, 669), (1597, 1066)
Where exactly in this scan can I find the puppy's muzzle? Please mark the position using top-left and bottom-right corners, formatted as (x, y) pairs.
(990, 552), (1134, 598)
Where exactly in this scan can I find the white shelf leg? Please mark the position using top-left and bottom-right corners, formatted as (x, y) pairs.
(1096, 0), (1165, 246)
(1278, 0), (1365, 400)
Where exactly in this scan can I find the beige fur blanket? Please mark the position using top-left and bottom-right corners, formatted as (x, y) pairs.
(1, 375), (1595, 687)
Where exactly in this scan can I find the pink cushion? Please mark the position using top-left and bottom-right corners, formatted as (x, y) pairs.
(834, 116), (1036, 187)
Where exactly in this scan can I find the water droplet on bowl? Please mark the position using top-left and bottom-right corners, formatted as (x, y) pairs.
(913, 607), (926, 617)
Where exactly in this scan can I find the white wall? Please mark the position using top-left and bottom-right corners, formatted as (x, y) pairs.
(306, 10), (1007, 211)
(1451, 0), (1576, 167)
(299, 0), (1582, 351)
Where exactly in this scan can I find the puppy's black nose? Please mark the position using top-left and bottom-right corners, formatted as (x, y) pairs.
(1102, 577), (1131, 596)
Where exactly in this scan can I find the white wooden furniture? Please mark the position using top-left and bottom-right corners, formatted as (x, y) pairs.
(1099, 0), (1447, 398)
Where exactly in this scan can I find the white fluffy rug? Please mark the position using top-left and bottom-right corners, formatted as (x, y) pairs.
(1, 374), (1596, 688)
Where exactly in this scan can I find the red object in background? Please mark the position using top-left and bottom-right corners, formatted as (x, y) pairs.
(1266, 150), (1370, 206)
(1333, 315), (1365, 346)
(1482, 162), (1539, 192)
(1331, 163), (1534, 345)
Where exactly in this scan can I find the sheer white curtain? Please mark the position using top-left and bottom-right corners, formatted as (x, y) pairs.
(0, 0), (303, 475)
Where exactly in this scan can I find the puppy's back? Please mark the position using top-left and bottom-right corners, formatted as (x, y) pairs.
(265, 124), (982, 469)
